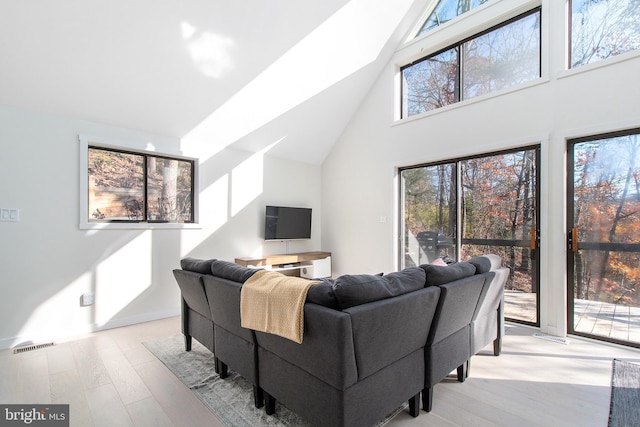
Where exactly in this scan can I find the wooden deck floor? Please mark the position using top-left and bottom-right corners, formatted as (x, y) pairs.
(504, 290), (537, 323)
(574, 298), (640, 343)
(504, 290), (640, 345)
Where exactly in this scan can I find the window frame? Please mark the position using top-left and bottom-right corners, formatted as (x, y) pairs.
(568, 0), (640, 70)
(400, 7), (542, 119)
(413, 0), (494, 39)
(79, 135), (200, 230)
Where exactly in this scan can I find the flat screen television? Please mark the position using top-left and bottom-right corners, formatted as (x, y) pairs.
(264, 205), (312, 240)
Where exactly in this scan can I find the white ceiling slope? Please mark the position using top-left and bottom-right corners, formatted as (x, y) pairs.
(0, 0), (426, 164)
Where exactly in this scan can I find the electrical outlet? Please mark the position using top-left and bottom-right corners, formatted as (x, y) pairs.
(81, 292), (95, 306)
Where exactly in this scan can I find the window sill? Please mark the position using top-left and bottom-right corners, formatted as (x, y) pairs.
(557, 50), (640, 80)
(393, 77), (550, 126)
(79, 222), (202, 230)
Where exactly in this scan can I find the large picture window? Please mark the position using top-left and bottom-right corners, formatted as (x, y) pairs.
(401, 8), (540, 118)
(82, 141), (196, 226)
(570, 0), (640, 68)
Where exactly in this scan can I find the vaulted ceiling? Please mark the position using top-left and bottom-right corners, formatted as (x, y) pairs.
(0, 0), (427, 164)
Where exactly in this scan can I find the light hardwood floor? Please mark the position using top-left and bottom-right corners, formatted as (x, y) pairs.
(1, 316), (639, 427)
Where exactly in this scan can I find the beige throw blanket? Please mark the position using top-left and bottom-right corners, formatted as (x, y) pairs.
(240, 270), (319, 344)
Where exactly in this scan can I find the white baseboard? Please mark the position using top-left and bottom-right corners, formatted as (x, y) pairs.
(0, 308), (180, 350)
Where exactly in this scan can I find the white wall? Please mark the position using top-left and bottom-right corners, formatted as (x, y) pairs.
(321, 0), (640, 336)
(0, 105), (321, 349)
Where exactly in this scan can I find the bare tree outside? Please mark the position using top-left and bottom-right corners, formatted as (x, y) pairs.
(570, 131), (640, 345)
(402, 49), (458, 116)
(88, 146), (193, 223)
(572, 134), (640, 305)
(463, 12), (540, 99)
(571, 0), (640, 68)
(401, 147), (539, 323)
(147, 157), (193, 222)
(402, 9), (540, 117)
(401, 164), (456, 266)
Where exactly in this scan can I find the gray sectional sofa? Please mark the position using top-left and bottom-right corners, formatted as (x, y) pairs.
(172, 254), (506, 426)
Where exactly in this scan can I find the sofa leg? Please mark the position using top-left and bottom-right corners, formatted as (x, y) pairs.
(184, 335), (192, 351)
(409, 392), (420, 417)
(217, 358), (228, 379)
(214, 357), (220, 374)
(465, 359), (470, 378)
(457, 363), (467, 382)
(254, 385), (264, 408)
(422, 387), (433, 412)
(493, 337), (502, 356)
(265, 392), (276, 415)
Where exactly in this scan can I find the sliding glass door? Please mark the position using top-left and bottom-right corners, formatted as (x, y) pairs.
(568, 129), (640, 347)
(400, 162), (457, 267)
(400, 146), (540, 325)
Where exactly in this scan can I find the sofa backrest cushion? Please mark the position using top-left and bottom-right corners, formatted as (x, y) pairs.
(180, 257), (215, 274)
(306, 278), (339, 309)
(346, 286), (440, 381)
(427, 273), (487, 345)
(332, 267), (426, 309)
(467, 256), (492, 274)
(210, 259), (258, 283)
(421, 262), (476, 287)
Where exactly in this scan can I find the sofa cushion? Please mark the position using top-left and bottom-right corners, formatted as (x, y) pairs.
(421, 262), (476, 287)
(180, 257), (215, 274)
(306, 278), (339, 309)
(332, 267), (426, 309)
(467, 256), (492, 274)
(210, 259), (258, 283)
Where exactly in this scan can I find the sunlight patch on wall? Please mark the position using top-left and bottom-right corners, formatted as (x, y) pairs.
(231, 153), (263, 217)
(182, 21), (235, 79)
(182, 0), (413, 158)
(95, 231), (152, 326)
(180, 172), (229, 255)
(230, 139), (282, 216)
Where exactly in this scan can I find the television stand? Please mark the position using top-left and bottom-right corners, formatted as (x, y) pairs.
(235, 251), (332, 278)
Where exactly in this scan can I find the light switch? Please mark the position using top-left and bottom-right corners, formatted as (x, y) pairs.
(0, 208), (19, 222)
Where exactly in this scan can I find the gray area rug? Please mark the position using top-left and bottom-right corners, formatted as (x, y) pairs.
(143, 334), (406, 427)
(608, 358), (640, 427)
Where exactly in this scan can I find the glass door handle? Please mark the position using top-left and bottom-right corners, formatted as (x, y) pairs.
(530, 227), (537, 250)
(571, 228), (579, 253)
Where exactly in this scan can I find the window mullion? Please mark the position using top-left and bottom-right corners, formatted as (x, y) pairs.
(457, 45), (462, 103)
(144, 154), (149, 222)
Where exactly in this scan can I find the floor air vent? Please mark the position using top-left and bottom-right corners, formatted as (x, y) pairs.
(532, 333), (570, 345)
(13, 342), (55, 354)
